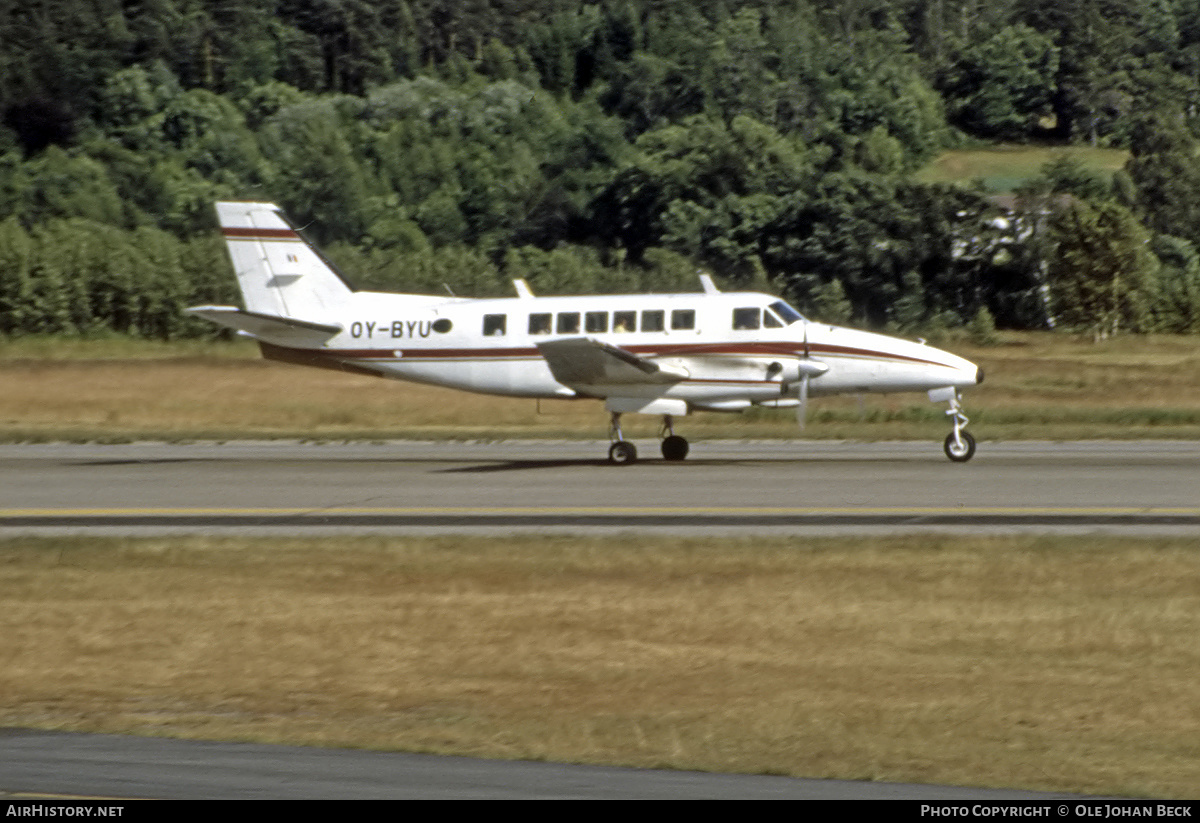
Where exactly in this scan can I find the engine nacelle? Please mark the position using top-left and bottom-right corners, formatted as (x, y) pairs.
(766, 358), (828, 385)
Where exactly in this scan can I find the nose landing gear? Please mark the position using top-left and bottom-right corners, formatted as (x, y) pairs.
(938, 389), (976, 462)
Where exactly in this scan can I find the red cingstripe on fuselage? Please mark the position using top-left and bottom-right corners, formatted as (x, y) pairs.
(317, 340), (949, 369)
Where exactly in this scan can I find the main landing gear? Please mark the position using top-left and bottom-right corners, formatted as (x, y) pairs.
(607, 412), (637, 464)
(660, 415), (689, 461)
(607, 413), (689, 464)
(940, 389), (976, 463)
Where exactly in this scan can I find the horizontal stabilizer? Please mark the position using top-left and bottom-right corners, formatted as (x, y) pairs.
(537, 337), (689, 388)
(186, 305), (342, 348)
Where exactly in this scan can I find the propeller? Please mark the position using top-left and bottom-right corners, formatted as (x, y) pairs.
(769, 323), (825, 428)
(792, 322), (824, 431)
(796, 322), (810, 430)
(796, 373), (809, 430)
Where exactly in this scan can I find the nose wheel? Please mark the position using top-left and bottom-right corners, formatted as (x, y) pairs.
(940, 390), (976, 462)
(944, 430), (976, 462)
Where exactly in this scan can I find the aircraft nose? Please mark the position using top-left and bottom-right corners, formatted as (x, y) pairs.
(976, 366), (985, 385)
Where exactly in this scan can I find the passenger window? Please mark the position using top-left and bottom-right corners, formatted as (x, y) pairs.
(733, 308), (761, 330)
(764, 310), (783, 329)
(557, 312), (580, 334)
(585, 311), (608, 333)
(482, 314), (507, 336)
(528, 313), (552, 334)
(613, 311), (636, 333)
(641, 310), (664, 332)
(671, 309), (695, 330)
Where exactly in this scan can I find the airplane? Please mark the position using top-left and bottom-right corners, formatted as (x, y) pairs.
(188, 201), (984, 464)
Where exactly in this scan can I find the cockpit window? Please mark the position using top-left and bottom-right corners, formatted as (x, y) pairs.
(769, 301), (805, 324)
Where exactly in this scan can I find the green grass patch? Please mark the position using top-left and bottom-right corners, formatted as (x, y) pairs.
(913, 144), (1130, 192)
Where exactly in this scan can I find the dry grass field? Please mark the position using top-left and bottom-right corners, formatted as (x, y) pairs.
(3, 333), (1199, 797)
(1, 332), (1199, 441)
(2, 534), (1199, 798)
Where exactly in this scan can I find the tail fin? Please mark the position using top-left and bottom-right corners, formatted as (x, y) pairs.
(215, 201), (354, 319)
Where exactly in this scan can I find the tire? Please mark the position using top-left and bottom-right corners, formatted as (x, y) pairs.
(608, 441), (638, 464)
(943, 431), (976, 463)
(661, 435), (689, 461)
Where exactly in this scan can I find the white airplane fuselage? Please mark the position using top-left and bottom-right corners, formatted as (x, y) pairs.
(264, 290), (982, 409)
(191, 201), (984, 462)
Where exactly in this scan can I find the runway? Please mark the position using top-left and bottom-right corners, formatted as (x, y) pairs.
(2, 439), (1198, 535)
(0, 729), (1082, 800)
(2, 439), (1185, 799)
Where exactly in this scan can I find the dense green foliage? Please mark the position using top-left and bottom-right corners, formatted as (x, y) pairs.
(3, 1), (1200, 338)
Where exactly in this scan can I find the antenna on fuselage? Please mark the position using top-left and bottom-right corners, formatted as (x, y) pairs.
(699, 272), (720, 294)
(513, 279), (535, 298)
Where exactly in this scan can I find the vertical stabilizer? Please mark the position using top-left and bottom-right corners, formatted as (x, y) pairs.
(216, 201), (354, 319)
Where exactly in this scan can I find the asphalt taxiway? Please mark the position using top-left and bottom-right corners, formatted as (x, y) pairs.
(0, 729), (1083, 800)
(1, 439), (1198, 535)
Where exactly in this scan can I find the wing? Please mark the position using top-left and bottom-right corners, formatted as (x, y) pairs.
(186, 305), (342, 348)
(537, 337), (689, 389)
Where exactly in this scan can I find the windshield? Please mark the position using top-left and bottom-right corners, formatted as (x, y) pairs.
(769, 300), (805, 325)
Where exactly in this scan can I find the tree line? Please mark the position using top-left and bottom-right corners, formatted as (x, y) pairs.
(2, 0), (1200, 339)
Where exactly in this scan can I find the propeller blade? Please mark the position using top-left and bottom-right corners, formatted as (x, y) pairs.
(797, 322), (814, 429)
(796, 373), (808, 430)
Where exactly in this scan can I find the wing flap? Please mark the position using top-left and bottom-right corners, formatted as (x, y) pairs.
(186, 305), (342, 348)
(537, 337), (689, 388)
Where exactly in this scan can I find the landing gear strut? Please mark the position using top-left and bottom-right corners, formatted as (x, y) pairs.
(941, 390), (976, 463)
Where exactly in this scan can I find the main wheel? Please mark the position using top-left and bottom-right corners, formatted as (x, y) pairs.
(608, 440), (638, 464)
(943, 431), (976, 463)
(661, 435), (689, 461)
